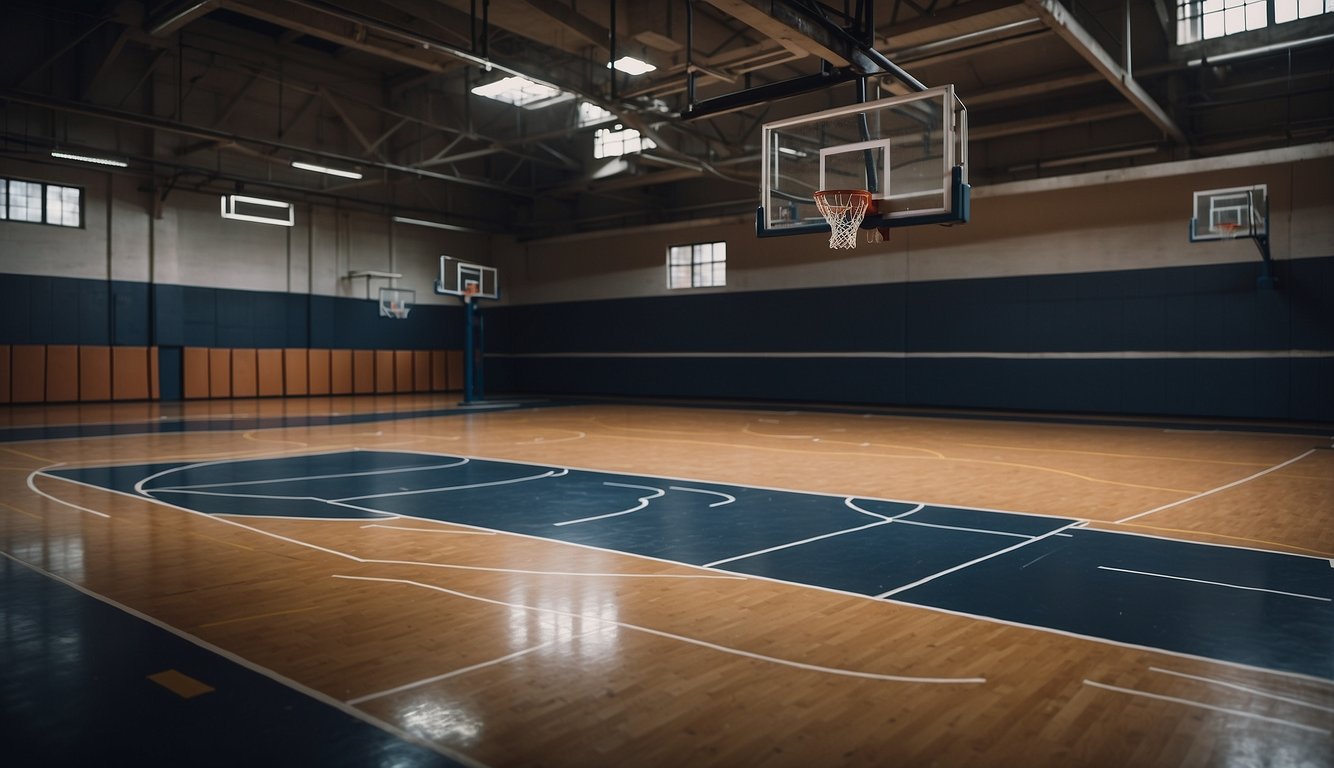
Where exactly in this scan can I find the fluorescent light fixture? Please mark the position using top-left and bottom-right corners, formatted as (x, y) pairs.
(471, 75), (572, 108)
(392, 216), (474, 233)
(220, 194), (295, 226)
(291, 160), (363, 179)
(51, 151), (128, 168)
(777, 146), (808, 158)
(608, 56), (657, 75)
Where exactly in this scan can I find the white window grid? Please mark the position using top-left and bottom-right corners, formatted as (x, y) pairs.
(1177, 0), (1331, 42)
(1, 177), (82, 227)
(667, 242), (727, 289)
(594, 126), (656, 159)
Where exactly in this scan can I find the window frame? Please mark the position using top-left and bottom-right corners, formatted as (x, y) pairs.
(1, 176), (84, 229)
(666, 241), (727, 290)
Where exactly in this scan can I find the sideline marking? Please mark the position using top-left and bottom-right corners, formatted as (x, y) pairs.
(1149, 667), (1334, 713)
(1117, 449), (1317, 523)
(1097, 565), (1330, 602)
(334, 574), (986, 685)
(875, 521), (1084, 599)
(1083, 679), (1329, 734)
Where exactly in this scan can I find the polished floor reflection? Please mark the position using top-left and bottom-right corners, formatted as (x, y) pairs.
(3, 397), (1332, 766)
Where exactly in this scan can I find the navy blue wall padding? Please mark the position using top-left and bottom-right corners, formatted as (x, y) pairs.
(484, 255), (1334, 422)
(158, 346), (183, 401)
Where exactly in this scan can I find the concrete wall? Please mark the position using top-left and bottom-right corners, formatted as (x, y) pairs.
(1, 156), (486, 305)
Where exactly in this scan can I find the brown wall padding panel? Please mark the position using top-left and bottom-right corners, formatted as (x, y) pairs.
(330, 349), (353, 395)
(11, 346), (47, 403)
(311, 349), (334, 395)
(112, 347), (150, 401)
(394, 350), (413, 394)
(375, 350), (395, 393)
(353, 350), (375, 394)
(430, 350), (446, 392)
(257, 349), (283, 397)
(0, 345), (9, 403)
(79, 347), (112, 401)
(232, 349), (258, 398)
(150, 347), (160, 400)
(45, 345), (79, 402)
(183, 348), (210, 399)
(413, 350), (431, 392)
(284, 349), (309, 396)
(447, 350), (464, 391)
(209, 349), (232, 398)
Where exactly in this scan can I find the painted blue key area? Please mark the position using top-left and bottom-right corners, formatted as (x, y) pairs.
(0, 555), (461, 767)
(53, 450), (1334, 681)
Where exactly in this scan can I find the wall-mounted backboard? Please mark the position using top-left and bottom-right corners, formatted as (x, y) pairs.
(436, 255), (499, 300)
(759, 84), (968, 237)
(1189, 185), (1268, 241)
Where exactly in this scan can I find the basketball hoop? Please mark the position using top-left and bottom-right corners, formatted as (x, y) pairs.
(814, 189), (874, 249)
(462, 283), (480, 303)
(1213, 222), (1243, 238)
(386, 301), (409, 319)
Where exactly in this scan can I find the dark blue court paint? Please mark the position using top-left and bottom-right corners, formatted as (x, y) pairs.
(50, 450), (1334, 681)
(1, 556), (463, 767)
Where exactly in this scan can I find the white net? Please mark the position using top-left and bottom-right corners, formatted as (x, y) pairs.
(814, 190), (872, 249)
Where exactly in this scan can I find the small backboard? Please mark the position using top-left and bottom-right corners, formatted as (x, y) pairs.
(378, 287), (414, 319)
(1189, 185), (1267, 241)
(436, 256), (499, 300)
(759, 84), (968, 238)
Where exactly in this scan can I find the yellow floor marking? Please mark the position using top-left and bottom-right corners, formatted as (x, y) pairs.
(951, 441), (1270, 467)
(197, 605), (323, 629)
(0, 446), (52, 463)
(243, 430), (308, 447)
(596, 432), (1197, 495)
(0, 500), (43, 520)
(147, 669), (215, 699)
(1104, 521), (1333, 558)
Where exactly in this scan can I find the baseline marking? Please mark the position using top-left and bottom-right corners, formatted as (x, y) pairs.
(1097, 566), (1331, 602)
(876, 520), (1084, 599)
(1117, 449), (1317, 523)
(1149, 667), (1334, 713)
(334, 574), (986, 684)
(704, 501), (922, 568)
(1083, 679), (1330, 734)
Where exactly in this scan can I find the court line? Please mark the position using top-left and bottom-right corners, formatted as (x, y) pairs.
(1111, 521), (1333, 559)
(1096, 566), (1330, 602)
(334, 574), (987, 685)
(1082, 679), (1329, 735)
(875, 521), (1084, 599)
(197, 605), (324, 629)
(890, 518), (1032, 539)
(667, 486), (736, 507)
(333, 469), (563, 502)
(950, 441), (1273, 468)
(704, 501), (922, 568)
(554, 482), (666, 527)
(1148, 667), (1334, 713)
(28, 469), (112, 519)
(360, 523), (496, 535)
(1116, 449), (1317, 523)
(151, 458), (471, 491)
(1, 445), (54, 462)
(594, 432), (1197, 495)
(58, 451), (1334, 687)
(347, 634), (579, 706)
(0, 552), (488, 768)
(0, 500), (43, 521)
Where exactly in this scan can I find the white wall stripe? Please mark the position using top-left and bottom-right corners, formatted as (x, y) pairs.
(488, 349), (1334, 361)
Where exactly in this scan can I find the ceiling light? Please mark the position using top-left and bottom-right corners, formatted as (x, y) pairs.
(471, 75), (572, 108)
(51, 151), (128, 168)
(391, 216), (476, 233)
(608, 56), (656, 75)
(291, 161), (363, 179)
(220, 194), (294, 226)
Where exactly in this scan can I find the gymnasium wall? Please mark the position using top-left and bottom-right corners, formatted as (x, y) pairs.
(485, 148), (1334, 421)
(0, 156), (476, 403)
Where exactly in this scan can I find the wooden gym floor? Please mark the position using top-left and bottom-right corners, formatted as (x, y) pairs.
(3, 396), (1332, 766)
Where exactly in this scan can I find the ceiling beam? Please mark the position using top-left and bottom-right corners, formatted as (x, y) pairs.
(1023, 0), (1186, 144)
(970, 102), (1140, 141)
